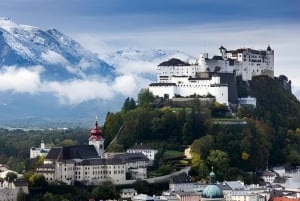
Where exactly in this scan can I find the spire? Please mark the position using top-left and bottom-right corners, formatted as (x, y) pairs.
(95, 115), (98, 127)
(209, 167), (216, 184)
(90, 116), (103, 137)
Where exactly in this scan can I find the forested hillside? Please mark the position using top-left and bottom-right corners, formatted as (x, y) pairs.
(103, 75), (300, 182)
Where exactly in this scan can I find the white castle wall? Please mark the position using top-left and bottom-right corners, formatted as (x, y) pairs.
(149, 75), (229, 105)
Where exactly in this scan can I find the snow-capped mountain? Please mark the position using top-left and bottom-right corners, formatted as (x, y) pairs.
(102, 48), (195, 75)
(0, 17), (114, 80)
(0, 18), (195, 127)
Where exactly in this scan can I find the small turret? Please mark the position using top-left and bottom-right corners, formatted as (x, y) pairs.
(219, 46), (227, 59)
(41, 140), (45, 149)
(89, 117), (105, 157)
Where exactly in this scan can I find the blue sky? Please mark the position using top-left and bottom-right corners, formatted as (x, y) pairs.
(1, 0), (300, 95)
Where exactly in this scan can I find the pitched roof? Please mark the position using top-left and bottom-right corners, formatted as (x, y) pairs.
(45, 145), (99, 161)
(113, 153), (149, 163)
(80, 157), (125, 166)
(158, 58), (190, 66)
(211, 56), (224, 60)
(128, 143), (155, 150)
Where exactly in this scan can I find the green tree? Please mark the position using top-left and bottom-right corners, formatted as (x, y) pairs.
(43, 192), (54, 201)
(138, 88), (154, 107)
(198, 160), (209, 181)
(122, 97), (136, 112)
(29, 173), (48, 193)
(207, 150), (230, 181)
(91, 181), (119, 200)
(5, 171), (18, 182)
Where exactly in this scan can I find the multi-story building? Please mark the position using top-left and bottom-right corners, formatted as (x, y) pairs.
(127, 143), (158, 161)
(30, 140), (50, 159)
(149, 46), (273, 105)
(36, 120), (149, 185)
(221, 46), (274, 81)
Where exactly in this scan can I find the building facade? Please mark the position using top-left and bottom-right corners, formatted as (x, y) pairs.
(149, 46), (273, 105)
(37, 120), (149, 185)
(30, 140), (50, 159)
(127, 143), (158, 161)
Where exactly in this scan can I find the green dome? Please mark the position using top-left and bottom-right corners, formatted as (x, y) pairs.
(202, 184), (224, 199)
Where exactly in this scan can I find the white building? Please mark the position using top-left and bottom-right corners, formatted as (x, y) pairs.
(149, 46), (273, 105)
(121, 188), (138, 200)
(222, 46), (274, 81)
(127, 143), (158, 161)
(37, 120), (149, 185)
(149, 69), (230, 105)
(261, 170), (278, 183)
(30, 140), (50, 159)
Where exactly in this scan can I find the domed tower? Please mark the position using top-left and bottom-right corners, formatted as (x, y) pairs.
(89, 118), (104, 157)
(201, 169), (224, 201)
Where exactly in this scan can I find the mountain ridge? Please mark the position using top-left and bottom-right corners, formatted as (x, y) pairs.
(0, 18), (194, 127)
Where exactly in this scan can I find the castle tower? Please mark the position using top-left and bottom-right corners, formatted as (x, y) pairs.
(266, 45), (274, 77)
(219, 46), (227, 59)
(89, 118), (105, 157)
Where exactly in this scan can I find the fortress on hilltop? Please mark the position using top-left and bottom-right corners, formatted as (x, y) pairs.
(149, 45), (274, 105)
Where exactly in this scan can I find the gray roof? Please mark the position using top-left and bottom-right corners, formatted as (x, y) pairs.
(224, 181), (245, 190)
(211, 56), (224, 60)
(113, 153), (149, 163)
(158, 58), (190, 66)
(80, 157), (126, 166)
(46, 145), (99, 161)
(149, 83), (176, 87)
(128, 144), (156, 150)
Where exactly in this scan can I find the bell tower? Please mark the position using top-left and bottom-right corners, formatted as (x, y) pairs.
(88, 117), (105, 157)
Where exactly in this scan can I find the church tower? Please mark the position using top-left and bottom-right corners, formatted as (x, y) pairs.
(89, 118), (105, 157)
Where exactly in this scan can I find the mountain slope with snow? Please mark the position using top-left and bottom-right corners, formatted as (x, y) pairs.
(0, 18), (195, 127)
(0, 17), (114, 80)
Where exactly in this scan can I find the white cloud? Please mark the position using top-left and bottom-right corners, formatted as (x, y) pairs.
(112, 74), (139, 96)
(0, 66), (42, 93)
(1, 20), (299, 105)
(43, 79), (115, 105)
(71, 20), (300, 96)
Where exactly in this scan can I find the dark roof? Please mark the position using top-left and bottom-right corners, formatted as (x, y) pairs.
(262, 170), (277, 177)
(226, 48), (267, 55)
(149, 83), (176, 86)
(128, 143), (155, 150)
(46, 147), (62, 160)
(158, 58), (190, 66)
(211, 56), (224, 60)
(40, 149), (49, 153)
(113, 153), (149, 163)
(62, 145), (99, 160)
(80, 158), (126, 166)
(45, 145), (99, 161)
